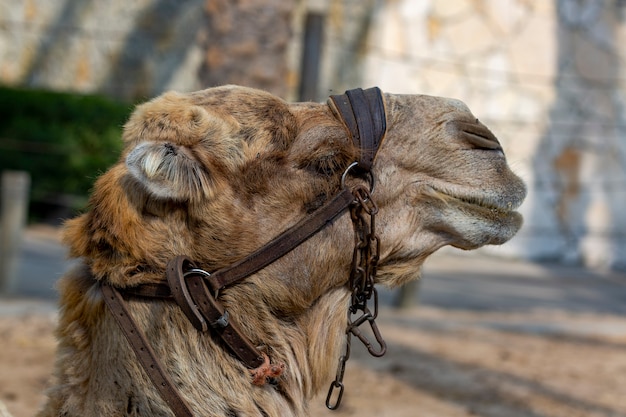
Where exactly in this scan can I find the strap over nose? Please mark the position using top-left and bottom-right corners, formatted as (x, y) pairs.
(329, 87), (387, 172)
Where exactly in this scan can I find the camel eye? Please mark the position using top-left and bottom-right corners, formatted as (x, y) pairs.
(295, 131), (357, 177)
(297, 147), (355, 177)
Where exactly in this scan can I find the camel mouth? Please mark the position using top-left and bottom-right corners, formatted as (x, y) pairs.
(415, 184), (525, 248)
(448, 193), (518, 214)
(423, 184), (523, 216)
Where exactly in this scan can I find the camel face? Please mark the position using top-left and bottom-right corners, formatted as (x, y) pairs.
(369, 93), (526, 285)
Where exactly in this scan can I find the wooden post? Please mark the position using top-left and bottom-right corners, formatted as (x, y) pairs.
(0, 171), (30, 295)
(298, 12), (325, 101)
(394, 280), (420, 309)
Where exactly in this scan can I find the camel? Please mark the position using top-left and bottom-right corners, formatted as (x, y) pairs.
(36, 85), (525, 417)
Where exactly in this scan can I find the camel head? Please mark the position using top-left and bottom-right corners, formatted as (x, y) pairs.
(54, 85), (526, 416)
(66, 85), (524, 286)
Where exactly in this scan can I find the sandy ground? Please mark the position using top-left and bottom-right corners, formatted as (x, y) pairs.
(2, 225), (625, 416)
(2, 304), (626, 417)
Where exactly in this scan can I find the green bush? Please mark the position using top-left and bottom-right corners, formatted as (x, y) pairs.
(0, 86), (132, 222)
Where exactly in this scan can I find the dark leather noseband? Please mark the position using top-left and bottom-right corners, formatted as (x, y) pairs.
(329, 87), (386, 172)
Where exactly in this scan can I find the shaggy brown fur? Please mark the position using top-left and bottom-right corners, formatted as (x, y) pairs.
(38, 85), (526, 416)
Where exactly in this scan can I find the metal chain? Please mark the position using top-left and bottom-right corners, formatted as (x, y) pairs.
(326, 185), (387, 410)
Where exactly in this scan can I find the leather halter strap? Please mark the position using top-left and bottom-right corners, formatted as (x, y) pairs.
(206, 188), (355, 292)
(100, 87), (387, 417)
(101, 282), (195, 417)
(165, 256), (267, 368)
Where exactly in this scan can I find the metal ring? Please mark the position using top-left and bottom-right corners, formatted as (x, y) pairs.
(183, 268), (217, 297)
(340, 162), (375, 193)
(183, 268), (211, 278)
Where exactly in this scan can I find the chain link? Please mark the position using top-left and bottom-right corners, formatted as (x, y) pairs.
(325, 333), (351, 409)
(326, 184), (387, 410)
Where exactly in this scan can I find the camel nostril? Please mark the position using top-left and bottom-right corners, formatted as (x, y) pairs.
(463, 130), (503, 151)
(449, 120), (502, 151)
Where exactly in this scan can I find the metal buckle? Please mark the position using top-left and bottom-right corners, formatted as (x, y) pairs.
(183, 268), (230, 329)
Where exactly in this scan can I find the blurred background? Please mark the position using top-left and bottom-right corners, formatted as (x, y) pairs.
(1, 0), (626, 270)
(1, 1), (626, 417)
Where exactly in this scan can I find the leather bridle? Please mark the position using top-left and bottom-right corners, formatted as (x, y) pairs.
(100, 87), (387, 416)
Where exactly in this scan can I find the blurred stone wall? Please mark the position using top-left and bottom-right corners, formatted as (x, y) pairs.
(0, 0), (294, 100)
(360, 0), (626, 270)
(2, 0), (625, 269)
(198, 0), (293, 98)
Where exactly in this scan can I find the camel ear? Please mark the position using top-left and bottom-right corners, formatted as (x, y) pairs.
(126, 141), (212, 201)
